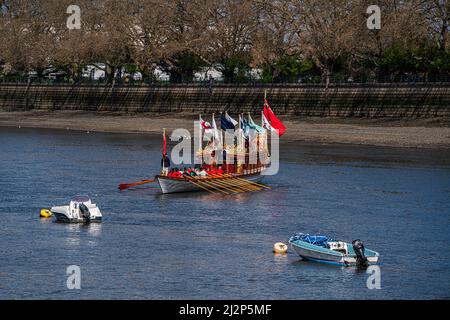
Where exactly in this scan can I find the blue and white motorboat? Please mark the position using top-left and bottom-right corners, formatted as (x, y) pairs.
(289, 233), (379, 267)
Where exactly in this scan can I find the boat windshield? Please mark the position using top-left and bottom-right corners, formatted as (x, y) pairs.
(71, 195), (90, 203)
(290, 233), (331, 247)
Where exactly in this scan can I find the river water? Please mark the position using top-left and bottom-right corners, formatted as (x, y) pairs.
(0, 127), (449, 299)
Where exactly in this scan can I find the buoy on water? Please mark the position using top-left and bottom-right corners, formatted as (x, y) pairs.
(273, 242), (288, 254)
(40, 209), (53, 218)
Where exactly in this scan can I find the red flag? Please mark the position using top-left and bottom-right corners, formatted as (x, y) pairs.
(200, 118), (213, 134)
(263, 99), (286, 137)
(162, 130), (167, 155)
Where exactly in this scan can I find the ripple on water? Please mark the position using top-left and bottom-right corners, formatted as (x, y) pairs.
(0, 127), (449, 299)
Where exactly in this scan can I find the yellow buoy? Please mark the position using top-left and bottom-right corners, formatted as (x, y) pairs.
(40, 209), (53, 218)
(273, 242), (288, 254)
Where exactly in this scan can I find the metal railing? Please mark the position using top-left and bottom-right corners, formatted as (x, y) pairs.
(1, 73), (449, 87)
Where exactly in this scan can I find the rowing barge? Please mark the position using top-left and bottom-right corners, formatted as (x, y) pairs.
(156, 170), (266, 194)
(119, 93), (283, 194)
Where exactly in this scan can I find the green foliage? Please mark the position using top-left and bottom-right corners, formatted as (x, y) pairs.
(418, 45), (450, 74)
(378, 45), (417, 74)
(160, 52), (207, 83)
(261, 56), (318, 83)
(221, 53), (252, 83)
(124, 63), (138, 74)
(378, 43), (449, 78)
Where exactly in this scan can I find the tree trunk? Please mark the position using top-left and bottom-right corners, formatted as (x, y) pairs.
(323, 68), (331, 88)
(222, 68), (235, 83)
(105, 64), (115, 85)
(169, 70), (183, 83)
(439, 20), (448, 50)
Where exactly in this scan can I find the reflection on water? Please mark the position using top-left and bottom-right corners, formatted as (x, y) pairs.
(59, 224), (102, 247)
(0, 127), (449, 299)
(86, 223), (102, 237)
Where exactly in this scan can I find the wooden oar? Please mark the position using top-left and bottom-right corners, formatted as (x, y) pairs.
(232, 176), (271, 189)
(226, 179), (262, 191)
(210, 174), (263, 192)
(184, 175), (219, 194)
(197, 173), (246, 193)
(119, 179), (155, 190)
(192, 176), (231, 194)
(201, 176), (246, 193)
(208, 174), (261, 190)
(207, 175), (259, 192)
(220, 180), (260, 192)
(203, 173), (258, 191)
(220, 175), (263, 189)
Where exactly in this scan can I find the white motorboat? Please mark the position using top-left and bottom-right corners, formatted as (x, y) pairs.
(289, 233), (379, 267)
(51, 195), (102, 223)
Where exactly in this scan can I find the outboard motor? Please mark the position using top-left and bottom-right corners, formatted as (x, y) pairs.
(352, 239), (368, 268)
(79, 203), (91, 223)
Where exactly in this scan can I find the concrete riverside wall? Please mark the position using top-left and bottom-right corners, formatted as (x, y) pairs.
(0, 83), (449, 118)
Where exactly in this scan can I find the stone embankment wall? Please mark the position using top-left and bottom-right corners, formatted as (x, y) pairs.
(0, 83), (449, 118)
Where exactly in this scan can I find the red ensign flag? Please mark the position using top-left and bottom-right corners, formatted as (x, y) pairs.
(263, 99), (286, 137)
(162, 130), (167, 155)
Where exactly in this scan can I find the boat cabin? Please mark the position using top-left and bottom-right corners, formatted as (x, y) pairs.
(327, 241), (348, 254)
(69, 195), (91, 216)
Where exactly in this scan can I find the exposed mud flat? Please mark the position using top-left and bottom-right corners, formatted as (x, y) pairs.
(1, 110), (449, 148)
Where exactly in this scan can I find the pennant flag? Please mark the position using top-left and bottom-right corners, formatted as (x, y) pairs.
(237, 115), (246, 148)
(240, 115), (251, 137)
(221, 112), (237, 130)
(247, 114), (265, 134)
(226, 112), (238, 126)
(263, 99), (286, 137)
(211, 115), (222, 146)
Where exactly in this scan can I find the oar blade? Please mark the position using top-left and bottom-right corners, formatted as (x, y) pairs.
(118, 184), (129, 190)
(118, 179), (155, 190)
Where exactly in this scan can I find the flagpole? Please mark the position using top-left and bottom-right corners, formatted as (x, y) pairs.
(238, 114), (241, 174)
(262, 96), (268, 167)
(241, 113), (244, 151)
(238, 114), (241, 150)
(212, 112), (215, 148)
(241, 113), (244, 149)
(261, 110), (264, 129)
(239, 114), (242, 149)
(162, 128), (166, 175)
(163, 128), (165, 154)
(163, 127), (166, 155)
(198, 114), (202, 164)
(220, 111), (224, 149)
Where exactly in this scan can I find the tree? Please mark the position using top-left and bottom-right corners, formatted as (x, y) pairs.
(0, 0), (65, 78)
(158, 0), (211, 82)
(198, 0), (257, 82)
(118, 0), (171, 82)
(260, 56), (316, 83)
(251, 0), (301, 82)
(343, 0), (431, 80)
(0, 0), (448, 83)
(421, 0), (449, 51)
(288, 0), (355, 87)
